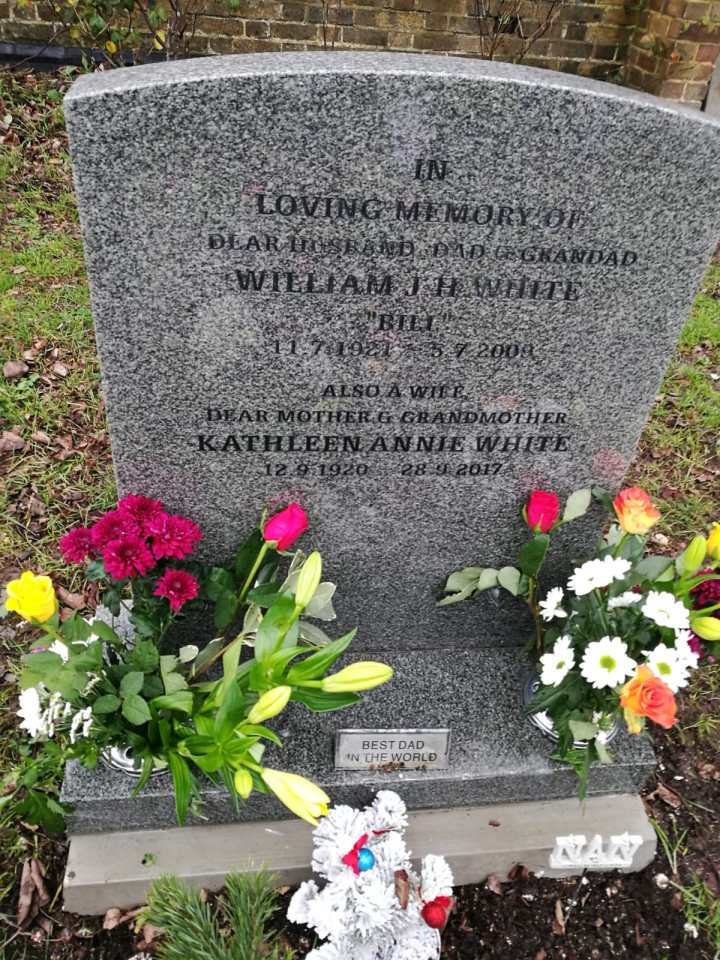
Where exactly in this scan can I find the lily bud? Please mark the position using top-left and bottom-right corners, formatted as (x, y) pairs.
(321, 661), (394, 693)
(295, 551), (322, 608)
(247, 685), (291, 725)
(681, 535), (707, 575)
(691, 617), (720, 642)
(233, 767), (253, 799)
(707, 524), (720, 561)
(261, 768), (330, 825)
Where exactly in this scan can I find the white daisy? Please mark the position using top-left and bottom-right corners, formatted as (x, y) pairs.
(641, 591), (690, 631)
(642, 644), (690, 692)
(580, 636), (637, 689)
(539, 587), (568, 622)
(568, 556), (631, 596)
(674, 630), (700, 670)
(17, 687), (44, 737)
(540, 635), (575, 686)
(608, 591), (643, 609)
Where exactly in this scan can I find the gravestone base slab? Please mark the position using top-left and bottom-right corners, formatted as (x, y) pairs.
(61, 645), (655, 834)
(63, 792), (656, 914)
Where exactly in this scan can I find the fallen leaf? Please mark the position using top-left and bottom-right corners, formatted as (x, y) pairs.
(535, 950), (547, 960)
(103, 907), (122, 930)
(136, 922), (164, 950)
(29, 859), (49, 906)
(27, 496), (46, 517)
(57, 587), (85, 610)
(3, 359), (29, 379)
(17, 860), (36, 928)
(486, 873), (504, 896)
(0, 431), (26, 452)
(650, 781), (682, 808)
(697, 762), (720, 781)
(31, 431), (52, 444)
(552, 898), (566, 935)
(11, 265), (27, 275)
(489, 819), (501, 827)
(52, 361), (69, 378)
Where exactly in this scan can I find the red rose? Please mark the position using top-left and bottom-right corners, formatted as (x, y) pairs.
(526, 490), (560, 533)
(263, 503), (308, 550)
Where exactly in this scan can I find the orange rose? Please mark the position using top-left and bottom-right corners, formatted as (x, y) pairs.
(613, 487), (661, 535)
(620, 665), (676, 730)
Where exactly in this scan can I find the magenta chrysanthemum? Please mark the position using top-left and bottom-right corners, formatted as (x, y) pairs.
(117, 494), (166, 534)
(90, 509), (140, 551)
(102, 535), (155, 579)
(691, 571), (720, 613)
(153, 568), (200, 612)
(59, 527), (94, 564)
(148, 514), (202, 560)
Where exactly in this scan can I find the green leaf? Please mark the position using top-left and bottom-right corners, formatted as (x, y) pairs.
(214, 678), (247, 741)
(635, 555), (674, 581)
(436, 583), (476, 606)
(214, 590), (239, 632)
(151, 691), (194, 714)
(87, 618), (123, 648)
(129, 640), (160, 673)
(233, 528), (264, 580)
(562, 488), (592, 523)
(591, 485), (614, 513)
(163, 672), (189, 694)
(287, 629), (356, 684)
(93, 694), (121, 714)
(517, 536), (549, 579)
(120, 671), (145, 696)
(121, 693), (152, 726)
(178, 645), (199, 663)
(190, 637), (225, 677)
(85, 558), (106, 581)
(62, 614), (93, 644)
(445, 567), (483, 592)
(497, 566), (522, 596)
(254, 594), (296, 663)
(167, 752), (194, 825)
(206, 566), (237, 600)
(129, 610), (158, 639)
(239, 723), (282, 746)
(291, 688), (362, 712)
(160, 655), (179, 675)
(246, 583), (281, 607)
(568, 719), (598, 741)
(477, 568), (499, 591)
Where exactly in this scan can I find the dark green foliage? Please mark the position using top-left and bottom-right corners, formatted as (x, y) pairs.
(144, 871), (293, 960)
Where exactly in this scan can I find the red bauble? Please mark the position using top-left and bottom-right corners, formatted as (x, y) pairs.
(421, 901), (447, 929)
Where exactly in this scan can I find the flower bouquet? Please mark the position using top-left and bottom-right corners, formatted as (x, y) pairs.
(441, 486), (720, 795)
(6, 496), (393, 825)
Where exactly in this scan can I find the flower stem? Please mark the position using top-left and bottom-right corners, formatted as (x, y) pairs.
(238, 542), (270, 604)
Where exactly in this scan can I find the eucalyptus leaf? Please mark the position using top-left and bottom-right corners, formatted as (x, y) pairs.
(477, 568), (499, 591)
(568, 719), (598, 741)
(635, 555), (674, 581)
(445, 567), (483, 592)
(436, 583), (476, 606)
(303, 582), (337, 621)
(298, 621), (332, 646)
(562, 488), (592, 523)
(497, 566), (522, 596)
(178, 645), (199, 663)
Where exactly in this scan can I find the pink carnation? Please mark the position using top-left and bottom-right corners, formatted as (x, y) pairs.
(148, 514), (202, 560)
(103, 535), (155, 579)
(91, 509), (140, 550)
(117, 494), (166, 534)
(154, 568), (200, 612)
(59, 527), (94, 564)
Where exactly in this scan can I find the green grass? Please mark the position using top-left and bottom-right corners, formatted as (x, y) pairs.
(627, 263), (720, 542)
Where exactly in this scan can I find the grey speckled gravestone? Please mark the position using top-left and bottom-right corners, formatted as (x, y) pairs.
(61, 54), (720, 906)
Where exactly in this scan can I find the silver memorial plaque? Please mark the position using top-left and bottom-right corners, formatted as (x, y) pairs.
(335, 728), (451, 771)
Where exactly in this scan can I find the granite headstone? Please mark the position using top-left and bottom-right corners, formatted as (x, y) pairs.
(62, 54), (719, 834)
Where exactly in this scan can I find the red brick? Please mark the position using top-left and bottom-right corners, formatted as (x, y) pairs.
(245, 18), (271, 36)
(341, 25), (390, 45)
(307, 4), (353, 24)
(593, 41), (620, 58)
(697, 40), (720, 58)
(674, 38), (700, 55)
(271, 19), (318, 38)
(663, 0), (686, 14)
(233, 0), (283, 16)
(684, 78), (711, 96)
(413, 0), (468, 13)
(684, 1), (712, 17)
(659, 77), (687, 94)
(233, 35), (283, 50)
(282, 2), (306, 20)
(424, 13), (448, 30)
(412, 29), (461, 49)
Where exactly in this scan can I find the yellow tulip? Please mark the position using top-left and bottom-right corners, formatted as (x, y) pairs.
(295, 551), (322, 608)
(247, 686), (291, 725)
(5, 571), (58, 623)
(707, 524), (720, 561)
(233, 768), (253, 799)
(691, 617), (720, 642)
(321, 661), (394, 693)
(681, 535), (707, 575)
(261, 768), (330, 825)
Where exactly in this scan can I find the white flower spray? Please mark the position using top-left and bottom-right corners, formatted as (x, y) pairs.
(288, 791), (454, 960)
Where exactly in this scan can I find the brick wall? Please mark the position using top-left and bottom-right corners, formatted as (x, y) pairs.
(1, 0), (718, 107)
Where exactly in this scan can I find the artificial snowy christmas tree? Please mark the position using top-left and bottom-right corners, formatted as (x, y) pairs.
(288, 790), (454, 960)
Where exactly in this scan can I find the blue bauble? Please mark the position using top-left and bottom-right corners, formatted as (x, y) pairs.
(357, 847), (375, 872)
